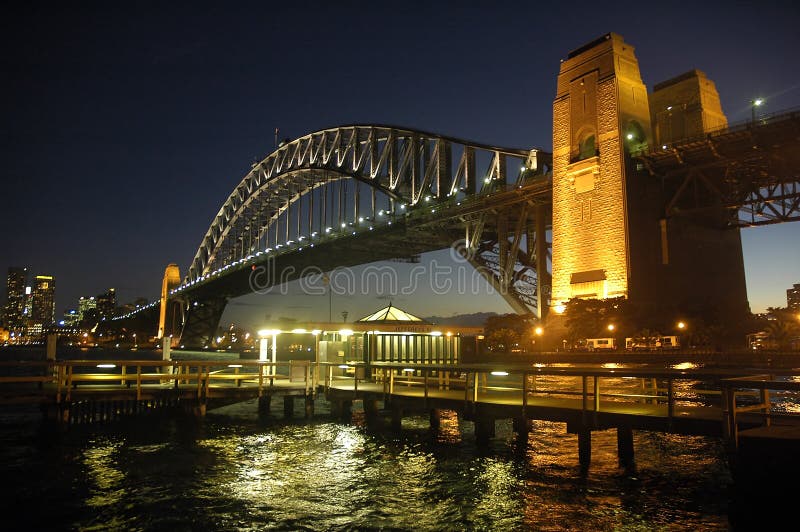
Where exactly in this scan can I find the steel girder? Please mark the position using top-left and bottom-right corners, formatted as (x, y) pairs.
(187, 125), (548, 283)
(636, 109), (800, 228)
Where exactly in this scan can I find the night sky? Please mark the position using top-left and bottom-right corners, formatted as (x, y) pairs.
(2, 1), (799, 328)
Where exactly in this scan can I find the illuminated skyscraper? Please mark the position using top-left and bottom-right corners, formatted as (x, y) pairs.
(78, 296), (97, 322)
(28, 275), (55, 337)
(788, 284), (800, 311)
(96, 288), (116, 320)
(4, 266), (28, 335)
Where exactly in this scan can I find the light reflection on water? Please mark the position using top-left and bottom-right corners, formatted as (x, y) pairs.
(0, 394), (741, 531)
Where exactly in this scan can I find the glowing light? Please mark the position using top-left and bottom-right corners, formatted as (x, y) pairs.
(228, 364), (243, 368)
(97, 364), (116, 369)
(291, 328), (308, 334)
(607, 324), (615, 332)
(552, 304), (566, 314)
(338, 329), (353, 337)
(490, 371), (509, 376)
(402, 368), (414, 373)
(753, 98), (764, 107)
(311, 329), (321, 335)
(677, 321), (686, 330)
(534, 326), (544, 336)
(626, 133), (634, 140)
(338, 364), (349, 369)
(258, 329), (281, 336)
(430, 331), (442, 336)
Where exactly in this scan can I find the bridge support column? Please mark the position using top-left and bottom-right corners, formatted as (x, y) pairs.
(474, 416), (495, 445)
(283, 396), (295, 418)
(258, 395), (272, 418)
(193, 402), (207, 418)
(364, 398), (379, 418)
(390, 403), (403, 432)
(617, 426), (635, 471)
(578, 428), (592, 474)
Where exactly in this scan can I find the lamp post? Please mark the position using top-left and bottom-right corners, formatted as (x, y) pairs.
(751, 98), (764, 124)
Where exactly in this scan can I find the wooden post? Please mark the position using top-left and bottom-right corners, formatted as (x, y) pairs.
(283, 396), (295, 418)
(474, 416), (495, 445)
(617, 425), (635, 470)
(304, 395), (314, 418)
(391, 402), (403, 432)
(258, 394), (271, 418)
(429, 408), (441, 431)
(513, 417), (532, 445)
(578, 428), (591, 474)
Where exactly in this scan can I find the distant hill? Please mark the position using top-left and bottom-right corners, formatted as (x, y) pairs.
(424, 312), (497, 327)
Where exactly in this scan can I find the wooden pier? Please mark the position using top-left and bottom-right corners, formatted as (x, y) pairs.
(3, 358), (800, 476)
(0, 359), (315, 424)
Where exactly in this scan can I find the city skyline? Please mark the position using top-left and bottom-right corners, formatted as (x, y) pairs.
(2, 2), (799, 326)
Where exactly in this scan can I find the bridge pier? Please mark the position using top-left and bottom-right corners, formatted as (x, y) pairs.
(578, 428), (592, 474)
(617, 426), (635, 471)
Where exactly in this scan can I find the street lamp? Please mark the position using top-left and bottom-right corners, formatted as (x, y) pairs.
(534, 326), (544, 336)
(751, 98), (764, 124)
(677, 321), (686, 331)
(607, 324), (616, 332)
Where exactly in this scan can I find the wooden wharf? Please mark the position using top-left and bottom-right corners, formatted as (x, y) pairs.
(3, 358), (800, 476)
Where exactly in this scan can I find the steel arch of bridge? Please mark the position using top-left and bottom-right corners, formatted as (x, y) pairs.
(187, 125), (546, 284)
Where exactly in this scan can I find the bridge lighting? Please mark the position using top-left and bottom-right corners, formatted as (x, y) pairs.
(338, 364), (350, 369)
(291, 328), (308, 334)
(311, 329), (321, 335)
(97, 364), (116, 369)
(535, 326), (544, 336)
(402, 368), (415, 373)
(338, 329), (353, 338)
(491, 371), (509, 376)
(258, 329), (281, 337)
(430, 331), (442, 336)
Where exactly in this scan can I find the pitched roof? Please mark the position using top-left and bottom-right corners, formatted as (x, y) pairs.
(358, 303), (426, 323)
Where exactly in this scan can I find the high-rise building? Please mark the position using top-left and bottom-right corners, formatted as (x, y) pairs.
(78, 296), (97, 322)
(96, 288), (116, 320)
(62, 309), (80, 327)
(788, 284), (800, 311)
(4, 266), (28, 334)
(28, 275), (55, 338)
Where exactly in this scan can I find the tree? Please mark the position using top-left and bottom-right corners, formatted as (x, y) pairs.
(484, 314), (536, 352)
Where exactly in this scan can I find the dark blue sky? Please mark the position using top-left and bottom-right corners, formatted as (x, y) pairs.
(2, 1), (799, 325)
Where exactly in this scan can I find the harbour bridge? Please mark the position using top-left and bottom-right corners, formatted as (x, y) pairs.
(110, 34), (800, 348)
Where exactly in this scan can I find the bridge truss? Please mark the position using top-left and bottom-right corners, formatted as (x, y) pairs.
(172, 125), (552, 346)
(636, 109), (800, 227)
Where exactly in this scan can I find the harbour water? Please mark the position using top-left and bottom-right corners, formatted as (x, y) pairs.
(3, 348), (783, 530)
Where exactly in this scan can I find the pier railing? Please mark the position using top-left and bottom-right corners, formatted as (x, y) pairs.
(720, 374), (800, 448)
(0, 359), (313, 403)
